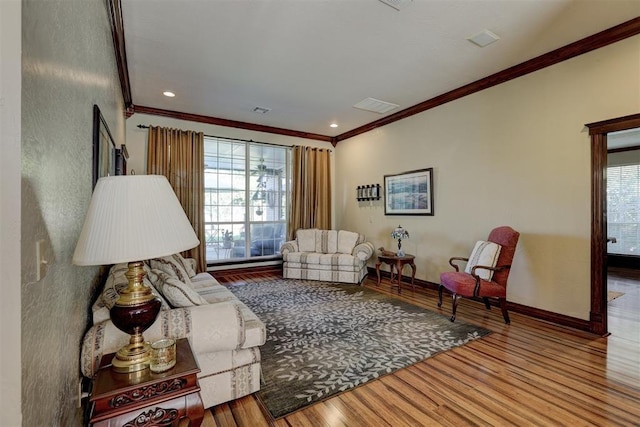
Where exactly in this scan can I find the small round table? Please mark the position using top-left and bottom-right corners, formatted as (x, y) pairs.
(375, 253), (416, 293)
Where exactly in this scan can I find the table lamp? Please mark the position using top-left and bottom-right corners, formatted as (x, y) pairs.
(391, 225), (410, 257)
(73, 175), (199, 373)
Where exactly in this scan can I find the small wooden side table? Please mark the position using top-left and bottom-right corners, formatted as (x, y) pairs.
(376, 253), (417, 293)
(89, 338), (204, 427)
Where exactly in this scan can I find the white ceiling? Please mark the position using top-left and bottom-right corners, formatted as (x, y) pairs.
(122, 0), (640, 138)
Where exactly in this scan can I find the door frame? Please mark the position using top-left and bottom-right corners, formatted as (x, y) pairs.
(586, 113), (640, 335)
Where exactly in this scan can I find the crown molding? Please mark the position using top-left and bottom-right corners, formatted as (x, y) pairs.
(132, 105), (334, 143)
(108, 1), (640, 144)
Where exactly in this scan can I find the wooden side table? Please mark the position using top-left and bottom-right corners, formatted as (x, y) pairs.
(376, 253), (416, 293)
(89, 338), (204, 427)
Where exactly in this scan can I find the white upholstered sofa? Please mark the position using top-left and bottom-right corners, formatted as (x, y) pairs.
(80, 254), (265, 409)
(280, 229), (375, 284)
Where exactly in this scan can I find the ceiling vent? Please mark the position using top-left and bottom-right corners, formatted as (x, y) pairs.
(253, 106), (271, 114)
(353, 97), (400, 114)
(467, 30), (500, 48)
(378, 0), (412, 11)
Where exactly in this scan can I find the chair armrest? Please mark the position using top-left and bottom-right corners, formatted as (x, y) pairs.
(352, 241), (375, 261)
(81, 302), (244, 378)
(449, 257), (469, 272)
(470, 264), (511, 278)
(280, 240), (298, 255)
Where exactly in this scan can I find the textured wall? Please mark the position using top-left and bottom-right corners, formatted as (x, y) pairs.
(1, 0), (22, 425)
(21, 0), (124, 425)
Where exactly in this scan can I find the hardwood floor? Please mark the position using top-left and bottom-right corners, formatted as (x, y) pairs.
(608, 267), (640, 344)
(197, 270), (640, 426)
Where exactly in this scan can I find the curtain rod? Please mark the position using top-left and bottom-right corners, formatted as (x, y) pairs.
(136, 124), (332, 151)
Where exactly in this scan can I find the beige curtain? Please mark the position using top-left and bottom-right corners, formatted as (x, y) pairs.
(147, 126), (206, 273)
(288, 146), (332, 239)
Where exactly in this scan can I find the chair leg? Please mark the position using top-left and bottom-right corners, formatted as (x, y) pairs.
(438, 285), (444, 308)
(483, 297), (491, 310)
(499, 298), (510, 324)
(450, 294), (460, 322)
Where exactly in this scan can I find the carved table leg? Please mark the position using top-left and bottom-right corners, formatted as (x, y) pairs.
(185, 392), (204, 427)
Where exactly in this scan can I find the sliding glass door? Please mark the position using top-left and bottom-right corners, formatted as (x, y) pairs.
(204, 137), (289, 263)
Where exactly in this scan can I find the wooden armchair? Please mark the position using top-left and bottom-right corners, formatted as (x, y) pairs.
(438, 226), (520, 323)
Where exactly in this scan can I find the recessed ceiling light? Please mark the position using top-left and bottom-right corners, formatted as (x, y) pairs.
(163, 91), (176, 97)
(467, 30), (500, 48)
(330, 123), (338, 128)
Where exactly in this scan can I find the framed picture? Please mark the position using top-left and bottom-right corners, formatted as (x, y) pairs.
(384, 168), (434, 216)
(92, 104), (116, 190)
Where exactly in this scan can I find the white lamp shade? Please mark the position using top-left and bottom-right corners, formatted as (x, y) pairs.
(73, 175), (200, 266)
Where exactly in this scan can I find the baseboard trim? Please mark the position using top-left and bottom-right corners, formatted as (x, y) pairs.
(366, 267), (592, 333)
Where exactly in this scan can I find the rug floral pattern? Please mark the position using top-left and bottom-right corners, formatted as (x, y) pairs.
(228, 278), (491, 419)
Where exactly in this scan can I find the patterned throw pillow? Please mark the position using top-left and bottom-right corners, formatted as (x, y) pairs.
(171, 253), (197, 277)
(464, 241), (502, 281)
(151, 269), (208, 308)
(149, 256), (193, 286)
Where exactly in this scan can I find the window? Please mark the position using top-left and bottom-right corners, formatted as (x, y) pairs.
(204, 137), (289, 263)
(607, 163), (640, 255)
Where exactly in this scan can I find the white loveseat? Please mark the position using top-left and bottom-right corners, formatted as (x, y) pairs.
(280, 229), (375, 284)
(80, 254), (265, 409)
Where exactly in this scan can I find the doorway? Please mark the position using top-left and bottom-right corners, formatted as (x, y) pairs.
(587, 113), (640, 335)
(605, 127), (640, 342)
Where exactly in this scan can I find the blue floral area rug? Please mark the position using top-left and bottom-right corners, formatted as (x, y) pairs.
(227, 278), (491, 419)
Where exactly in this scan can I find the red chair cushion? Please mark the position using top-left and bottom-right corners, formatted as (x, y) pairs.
(440, 271), (507, 298)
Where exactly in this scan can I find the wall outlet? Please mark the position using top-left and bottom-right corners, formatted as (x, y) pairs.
(77, 377), (89, 408)
(36, 239), (49, 281)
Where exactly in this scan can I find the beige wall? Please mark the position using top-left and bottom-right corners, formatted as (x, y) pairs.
(20, 0), (124, 425)
(335, 35), (640, 320)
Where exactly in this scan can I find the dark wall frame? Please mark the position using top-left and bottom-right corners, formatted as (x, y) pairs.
(92, 104), (117, 189)
(586, 113), (640, 336)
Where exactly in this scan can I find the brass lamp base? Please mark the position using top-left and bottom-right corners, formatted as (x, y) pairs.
(111, 341), (154, 373)
(109, 261), (162, 373)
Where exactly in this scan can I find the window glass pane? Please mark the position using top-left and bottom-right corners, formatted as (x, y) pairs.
(607, 163), (640, 255)
(205, 137), (288, 263)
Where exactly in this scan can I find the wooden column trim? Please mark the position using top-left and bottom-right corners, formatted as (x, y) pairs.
(589, 132), (607, 336)
(586, 113), (640, 336)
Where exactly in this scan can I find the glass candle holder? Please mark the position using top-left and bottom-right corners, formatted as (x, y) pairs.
(149, 339), (176, 373)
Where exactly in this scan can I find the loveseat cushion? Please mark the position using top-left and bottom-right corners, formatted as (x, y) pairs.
(190, 272), (220, 289)
(81, 301), (262, 378)
(314, 230), (338, 253)
(284, 261), (362, 273)
(297, 228), (318, 252)
(196, 285), (266, 349)
(284, 252), (364, 267)
(337, 230), (361, 254)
